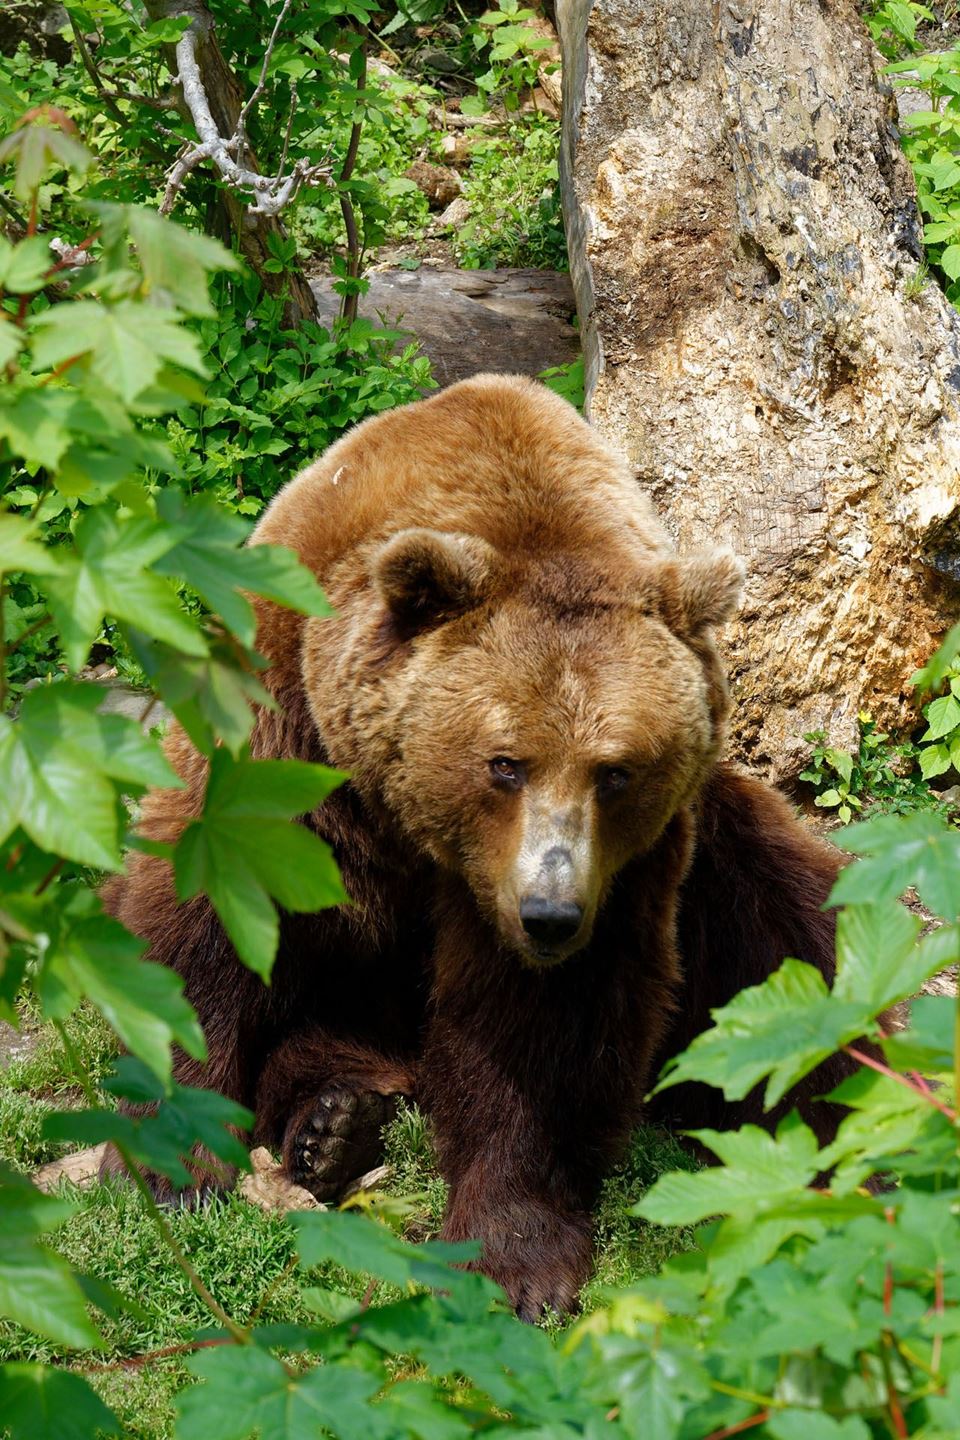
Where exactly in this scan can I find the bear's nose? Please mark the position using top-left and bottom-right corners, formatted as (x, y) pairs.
(519, 897), (584, 947)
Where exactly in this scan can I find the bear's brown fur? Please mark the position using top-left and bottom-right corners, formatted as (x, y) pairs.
(103, 374), (857, 1320)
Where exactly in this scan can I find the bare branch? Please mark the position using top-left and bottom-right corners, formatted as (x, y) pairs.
(161, 2), (333, 218)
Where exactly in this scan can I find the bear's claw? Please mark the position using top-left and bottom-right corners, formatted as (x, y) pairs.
(288, 1085), (399, 1202)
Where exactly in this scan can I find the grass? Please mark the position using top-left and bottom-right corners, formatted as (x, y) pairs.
(1, 1010), (696, 1438)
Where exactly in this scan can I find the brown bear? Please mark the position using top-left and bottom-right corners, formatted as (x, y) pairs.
(103, 373), (851, 1321)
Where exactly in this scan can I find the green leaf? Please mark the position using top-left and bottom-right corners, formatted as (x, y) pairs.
(0, 684), (179, 869)
(831, 811), (960, 922)
(44, 506), (207, 670)
(31, 300), (207, 405)
(921, 692), (960, 741)
(0, 115), (92, 200)
(125, 630), (269, 758)
(919, 741), (953, 779)
(40, 911), (205, 1085)
(121, 206), (240, 316)
(176, 1347), (382, 1440)
(831, 901), (933, 1010)
(634, 1113), (820, 1225)
(291, 1210), (479, 1291)
(0, 235), (52, 294)
(883, 995), (956, 1073)
(0, 1363), (120, 1439)
(911, 623), (960, 691)
(0, 1166), (102, 1350)
(596, 1337), (703, 1440)
(940, 242), (960, 279)
(49, 1060), (252, 1187)
(0, 515), (63, 577)
(651, 959), (869, 1109)
(0, 390), (74, 472)
(153, 491), (332, 647)
(174, 750), (348, 977)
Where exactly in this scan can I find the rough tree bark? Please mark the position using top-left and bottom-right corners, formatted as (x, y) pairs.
(144, 0), (319, 326)
(557, 0), (960, 781)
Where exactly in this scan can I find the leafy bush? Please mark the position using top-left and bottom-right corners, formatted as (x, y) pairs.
(801, 633), (960, 821)
(455, 117), (566, 270)
(801, 714), (944, 823)
(166, 273), (433, 517)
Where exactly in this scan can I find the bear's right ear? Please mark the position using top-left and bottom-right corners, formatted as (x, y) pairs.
(373, 528), (499, 635)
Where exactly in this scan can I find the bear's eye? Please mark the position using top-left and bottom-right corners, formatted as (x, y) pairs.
(597, 765), (632, 795)
(490, 756), (524, 787)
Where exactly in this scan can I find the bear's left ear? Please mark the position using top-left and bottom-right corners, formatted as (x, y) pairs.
(373, 527), (500, 635)
(661, 549), (746, 634)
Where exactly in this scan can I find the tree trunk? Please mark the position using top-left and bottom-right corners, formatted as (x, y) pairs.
(145, 0), (318, 327)
(557, 0), (960, 781)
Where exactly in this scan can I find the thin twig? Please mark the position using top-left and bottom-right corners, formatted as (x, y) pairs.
(234, 0), (293, 161)
(161, 8), (332, 218)
(846, 1046), (958, 1122)
(53, 1020), (249, 1346)
(84, 1336), (230, 1372)
(5, 612), (53, 657)
(702, 1412), (770, 1440)
(337, 39), (367, 324)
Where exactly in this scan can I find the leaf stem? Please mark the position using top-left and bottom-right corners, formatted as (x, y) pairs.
(846, 1045), (957, 1122)
(702, 1411), (769, 1440)
(52, 1020), (249, 1345)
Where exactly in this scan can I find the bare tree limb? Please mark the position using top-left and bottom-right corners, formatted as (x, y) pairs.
(160, 1), (333, 218)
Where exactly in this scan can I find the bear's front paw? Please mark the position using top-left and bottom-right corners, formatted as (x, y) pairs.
(284, 1085), (399, 1202)
(443, 1198), (593, 1323)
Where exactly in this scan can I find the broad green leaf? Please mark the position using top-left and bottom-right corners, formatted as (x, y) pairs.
(0, 234), (51, 294)
(126, 630), (270, 757)
(49, 1060), (252, 1186)
(121, 205), (240, 315)
(0, 1363), (120, 1440)
(634, 1114), (820, 1225)
(31, 300), (208, 405)
(0, 114), (92, 200)
(153, 490), (332, 647)
(40, 911), (205, 1084)
(292, 1210), (479, 1291)
(0, 684), (179, 869)
(922, 692), (960, 741)
(21, 682), (180, 791)
(919, 741), (953, 779)
(651, 958), (869, 1109)
(174, 750), (348, 977)
(176, 1347), (381, 1440)
(0, 514), (63, 576)
(911, 623), (960, 691)
(831, 901), (936, 1011)
(0, 390), (74, 471)
(883, 994), (956, 1073)
(45, 505), (207, 669)
(0, 1169), (102, 1350)
(831, 812), (960, 922)
(594, 1336), (703, 1440)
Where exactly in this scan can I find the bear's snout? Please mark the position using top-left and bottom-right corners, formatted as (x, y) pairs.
(518, 896), (585, 949)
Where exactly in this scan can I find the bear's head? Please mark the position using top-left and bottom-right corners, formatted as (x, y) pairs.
(303, 528), (744, 968)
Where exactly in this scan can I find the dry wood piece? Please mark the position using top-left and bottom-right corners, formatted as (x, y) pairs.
(34, 1144), (107, 1192)
(239, 1146), (325, 1213)
(557, 0), (960, 780)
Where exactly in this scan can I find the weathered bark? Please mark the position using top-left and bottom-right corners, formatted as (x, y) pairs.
(144, 0), (319, 326)
(557, 0), (960, 780)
